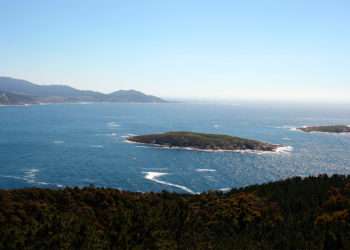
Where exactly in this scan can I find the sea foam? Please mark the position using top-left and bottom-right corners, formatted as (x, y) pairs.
(127, 139), (292, 155)
(143, 171), (196, 194)
(219, 187), (232, 192)
(121, 133), (137, 138)
(195, 169), (217, 172)
(107, 122), (120, 128)
(0, 169), (63, 188)
(23, 168), (39, 183)
(274, 146), (293, 154)
(90, 145), (104, 148)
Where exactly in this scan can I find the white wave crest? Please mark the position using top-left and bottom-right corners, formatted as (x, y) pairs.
(121, 133), (137, 139)
(143, 172), (196, 194)
(219, 187), (232, 192)
(274, 146), (293, 154)
(274, 125), (301, 132)
(90, 145), (104, 148)
(23, 169), (39, 183)
(195, 169), (217, 172)
(107, 122), (120, 128)
(0, 169), (64, 188)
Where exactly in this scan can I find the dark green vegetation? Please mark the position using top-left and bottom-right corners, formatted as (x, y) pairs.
(299, 125), (350, 133)
(128, 131), (279, 151)
(1, 175), (350, 249)
(0, 77), (166, 104)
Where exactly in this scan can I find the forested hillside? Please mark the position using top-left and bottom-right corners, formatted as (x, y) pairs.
(1, 175), (350, 250)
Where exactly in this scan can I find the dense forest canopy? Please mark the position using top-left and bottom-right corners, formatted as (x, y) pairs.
(1, 175), (350, 249)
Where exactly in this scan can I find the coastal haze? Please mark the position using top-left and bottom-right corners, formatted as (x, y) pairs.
(0, 77), (165, 104)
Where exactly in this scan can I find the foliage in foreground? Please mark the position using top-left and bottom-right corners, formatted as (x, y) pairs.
(1, 175), (350, 249)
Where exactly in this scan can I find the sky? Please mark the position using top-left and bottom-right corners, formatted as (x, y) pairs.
(1, 0), (350, 101)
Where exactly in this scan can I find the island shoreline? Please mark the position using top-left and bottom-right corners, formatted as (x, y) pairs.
(125, 138), (292, 154)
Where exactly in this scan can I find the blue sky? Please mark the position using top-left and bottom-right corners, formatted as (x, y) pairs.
(1, 0), (349, 101)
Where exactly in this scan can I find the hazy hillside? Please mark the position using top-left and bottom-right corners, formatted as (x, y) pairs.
(107, 89), (165, 103)
(0, 91), (37, 105)
(0, 77), (166, 104)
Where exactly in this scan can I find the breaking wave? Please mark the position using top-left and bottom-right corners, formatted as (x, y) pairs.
(107, 122), (120, 128)
(143, 172), (196, 194)
(90, 145), (104, 148)
(0, 168), (63, 188)
(195, 169), (217, 172)
(127, 140), (292, 155)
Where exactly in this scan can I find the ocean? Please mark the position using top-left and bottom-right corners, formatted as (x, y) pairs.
(1, 102), (350, 193)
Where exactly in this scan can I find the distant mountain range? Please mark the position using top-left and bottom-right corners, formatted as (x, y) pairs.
(0, 77), (166, 105)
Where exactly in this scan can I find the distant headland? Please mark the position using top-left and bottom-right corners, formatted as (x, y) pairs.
(0, 77), (166, 105)
(127, 131), (281, 152)
(298, 125), (350, 133)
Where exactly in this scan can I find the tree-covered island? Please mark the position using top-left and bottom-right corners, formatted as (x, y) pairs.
(127, 131), (281, 152)
(298, 125), (350, 133)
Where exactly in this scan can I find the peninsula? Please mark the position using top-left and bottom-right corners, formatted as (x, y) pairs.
(127, 131), (280, 152)
(298, 125), (350, 133)
(0, 77), (166, 105)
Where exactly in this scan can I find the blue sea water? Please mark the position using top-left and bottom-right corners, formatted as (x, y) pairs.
(1, 102), (350, 193)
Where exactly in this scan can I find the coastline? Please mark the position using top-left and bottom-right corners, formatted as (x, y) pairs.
(296, 125), (350, 134)
(0, 101), (170, 107)
(125, 139), (292, 155)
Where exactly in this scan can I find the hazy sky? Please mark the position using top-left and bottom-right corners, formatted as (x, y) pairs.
(1, 0), (349, 101)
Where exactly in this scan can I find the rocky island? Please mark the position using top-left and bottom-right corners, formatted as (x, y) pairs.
(298, 125), (350, 133)
(127, 131), (281, 152)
